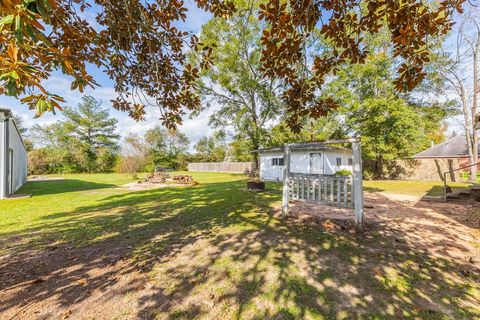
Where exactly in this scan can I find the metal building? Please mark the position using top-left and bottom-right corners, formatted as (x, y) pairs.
(0, 108), (28, 199)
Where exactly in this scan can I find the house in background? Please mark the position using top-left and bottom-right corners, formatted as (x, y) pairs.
(0, 108), (27, 199)
(258, 144), (353, 181)
(406, 135), (479, 181)
(413, 135), (478, 166)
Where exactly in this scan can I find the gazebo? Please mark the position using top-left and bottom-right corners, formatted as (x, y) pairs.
(280, 138), (364, 230)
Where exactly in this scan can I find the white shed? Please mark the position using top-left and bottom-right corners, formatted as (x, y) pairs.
(0, 108), (28, 199)
(258, 145), (353, 181)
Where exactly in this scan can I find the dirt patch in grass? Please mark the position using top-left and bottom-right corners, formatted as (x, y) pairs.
(272, 193), (480, 266)
(118, 181), (187, 191)
(0, 242), (160, 320)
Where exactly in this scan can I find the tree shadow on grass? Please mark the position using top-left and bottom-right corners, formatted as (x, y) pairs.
(135, 195), (479, 319)
(424, 185), (471, 198)
(363, 185), (385, 193)
(16, 179), (117, 196)
(0, 180), (479, 319)
(415, 188), (480, 230)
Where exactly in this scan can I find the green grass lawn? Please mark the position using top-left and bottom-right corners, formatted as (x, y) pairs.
(0, 173), (478, 319)
(0, 172), (240, 248)
(364, 180), (472, 197)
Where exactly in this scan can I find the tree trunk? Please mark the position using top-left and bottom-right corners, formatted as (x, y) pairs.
(251, 138), (260, 173)
(248, 92), (261, 173)
(374, 155), (383, 179)
(470, 33), (479, 183)
(441, 10), (480, 183)
(459, 85), (475, 182)
(252, 152), (260, 172)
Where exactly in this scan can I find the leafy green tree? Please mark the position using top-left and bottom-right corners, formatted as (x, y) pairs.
(28, 96), (120, 174)
(29, 121), (84, 173)
(327, 51), (451, 178)
(267, 115), (346, 147)
(228, 138), (253, 162)
(144, 126), (189, 170)
(194, 131), (227, 162)
(193, 3), (282, 169)
(62, 96), (120, 173)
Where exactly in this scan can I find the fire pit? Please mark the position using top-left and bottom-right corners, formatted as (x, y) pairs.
(244, 168), (265, 190)
(247, 180), (265, 191)
(143, 172), (195, 185)
(172, 175), (193, 184)
(146, 172), (171, 183)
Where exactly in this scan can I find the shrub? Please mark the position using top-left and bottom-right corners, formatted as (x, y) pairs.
(334, 169), (352, 176)
(116, 155), (146, 174)
(363, 170), (374, 181)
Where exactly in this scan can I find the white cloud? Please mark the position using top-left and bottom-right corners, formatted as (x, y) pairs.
(116, 103), (218, 151)
(43, 75), (117, 106)
(0, 74), (220, 151)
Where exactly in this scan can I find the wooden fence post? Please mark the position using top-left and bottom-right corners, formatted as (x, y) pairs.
(282, 144), (291, 219)
(352, 140), (364, 230)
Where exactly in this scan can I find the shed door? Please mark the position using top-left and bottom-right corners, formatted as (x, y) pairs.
(310, 153), (324, 174)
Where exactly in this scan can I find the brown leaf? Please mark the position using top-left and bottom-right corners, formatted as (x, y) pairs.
(372, 267), (382, 276)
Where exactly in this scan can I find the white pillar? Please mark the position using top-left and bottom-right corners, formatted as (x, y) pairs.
(282, 144), (291, 219)
(352, 141), (364, 230)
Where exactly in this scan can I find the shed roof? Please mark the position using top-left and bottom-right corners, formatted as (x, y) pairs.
(0, 108), (27, 150)
(256, 138), (358, 154)
(256, 145), (348, 153)
(0, 108), (14, 118)
(412, 135), (478, 159)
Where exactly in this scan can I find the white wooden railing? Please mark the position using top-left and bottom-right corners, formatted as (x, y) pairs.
(288, 173), (353, 208)
(282, 138), (364, 230)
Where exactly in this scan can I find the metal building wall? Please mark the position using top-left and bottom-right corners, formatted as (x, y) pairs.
(0, 110), (28, 199)
(8, 120), (28, 193)
(0, 117), (6, 199)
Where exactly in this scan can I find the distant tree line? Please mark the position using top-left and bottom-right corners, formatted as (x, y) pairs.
(26, 96), (193, 175)
(117, 126), (189, 174)
(24, 96), (251, 175)
(189, 132), (255, 163)
(28, 96), (120, 174)
(23, 88), (451, 178)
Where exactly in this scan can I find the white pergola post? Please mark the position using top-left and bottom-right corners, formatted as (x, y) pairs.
(352, 140), (364, 230)
(282, 144), (291, 219)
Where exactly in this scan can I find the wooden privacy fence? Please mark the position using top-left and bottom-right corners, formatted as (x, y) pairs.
(188, 162), (253, 173)
(289, 173), (353, 208)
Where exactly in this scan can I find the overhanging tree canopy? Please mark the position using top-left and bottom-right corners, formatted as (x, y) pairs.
(0, 0), (465, 130)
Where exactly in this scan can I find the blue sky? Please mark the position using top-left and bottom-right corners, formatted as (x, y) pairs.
(0, 1), (214, 150)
